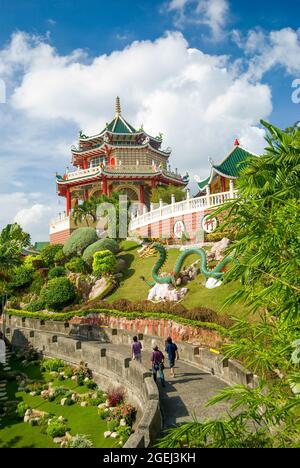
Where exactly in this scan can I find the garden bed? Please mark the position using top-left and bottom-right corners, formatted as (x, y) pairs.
(0, 351), (135, 448)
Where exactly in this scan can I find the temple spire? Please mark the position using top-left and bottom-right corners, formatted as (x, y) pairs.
(115, 96), (121, 116)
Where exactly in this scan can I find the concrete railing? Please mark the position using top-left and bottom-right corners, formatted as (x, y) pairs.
(129, 190), (238, 230)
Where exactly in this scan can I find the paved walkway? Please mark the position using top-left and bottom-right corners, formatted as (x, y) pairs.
(108, 343), (230, 429)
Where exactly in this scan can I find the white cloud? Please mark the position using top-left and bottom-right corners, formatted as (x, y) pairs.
(0, 192), (58, 242)
(166, 0), (229, 40)
(14, 203), (57, 241)
(8, 32), (271, 177)
(233, 27), (300, 80)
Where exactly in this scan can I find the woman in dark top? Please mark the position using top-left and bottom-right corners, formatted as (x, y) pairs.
(131, 335), (143, 362)
(165, 337), (179, 378)
(151, 345), (165, 387)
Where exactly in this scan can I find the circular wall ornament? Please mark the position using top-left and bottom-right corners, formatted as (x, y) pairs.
(173, 220), (185, 239)
(201, 215), (218, 233)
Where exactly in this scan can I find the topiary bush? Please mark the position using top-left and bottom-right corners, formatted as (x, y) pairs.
(63, 228), (98, 257)
(82, 239), (119, 266)
(92, 250), (117, 277)
(40, 244), (63, 268)
(40, 277), (76, 311)
(48, 266), (66, 280)
(65, 257), (86, 273)
(10, 266), (34, 289)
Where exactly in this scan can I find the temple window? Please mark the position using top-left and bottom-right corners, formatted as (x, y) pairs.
(89, 156), (106, 168)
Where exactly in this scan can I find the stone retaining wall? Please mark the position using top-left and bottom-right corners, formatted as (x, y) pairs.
(70, 314), (223, 348)
(5, 316), (161, 448)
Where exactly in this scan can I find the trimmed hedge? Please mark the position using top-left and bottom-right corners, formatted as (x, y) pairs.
(82, 239), (119, 266)
(92, 250), (117, 276)
(63, 228), (98, 256)
(40, 277), (76, 311)
(5, 307), (227, 335)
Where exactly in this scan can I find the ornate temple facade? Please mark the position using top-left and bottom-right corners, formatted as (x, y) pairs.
(50, 98), (188, 244)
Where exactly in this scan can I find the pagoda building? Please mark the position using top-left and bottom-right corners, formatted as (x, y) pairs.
(50, 97), (188, 244)
(196, 139), (256, 196)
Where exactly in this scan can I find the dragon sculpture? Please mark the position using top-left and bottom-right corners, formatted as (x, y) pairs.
(139, 242), (231, 287)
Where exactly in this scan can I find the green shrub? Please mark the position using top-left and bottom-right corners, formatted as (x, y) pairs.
(10, 267), (33, 289)
(63, 365), (74, 378)
(16, 402), (29, 418)
(107, 419), (119, 432)
(23, 256), (37, 270)
(40, 277), (76, 311)
(29, 272), (45, 295)
(46, 419), (68, 438)
(54, 249), (67, 266)
(65, 257), (86, 273)
(99, 409), (110, 420)
(92, 250), (117, 276)
(63, 228), (98, 257)
(24, 255), (45, 270)
(41, 358), (65, 372)
(48, 266), (66, 280)
(40, 244), (63, 268)
(86, 379), (97, 390)
(67, 434), (93, 448)
(82, 239), (119, 266)
(25, 298), (46, 312)
(52, 387), (70, 400)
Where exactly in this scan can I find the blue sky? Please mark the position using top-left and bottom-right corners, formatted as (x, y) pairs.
(0, 0), (299, 240)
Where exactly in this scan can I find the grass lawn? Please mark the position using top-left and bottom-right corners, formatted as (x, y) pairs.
(109, 241), (247, 317)
(0, 358), (115, 449)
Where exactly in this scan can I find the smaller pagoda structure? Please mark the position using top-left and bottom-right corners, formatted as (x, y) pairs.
(196, 139), (256, 196)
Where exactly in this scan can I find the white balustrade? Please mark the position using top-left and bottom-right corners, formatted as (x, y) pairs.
(129, 190), (238, 230)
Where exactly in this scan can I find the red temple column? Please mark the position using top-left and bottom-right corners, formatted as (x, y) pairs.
(66, 188), (71, 216)
(83, 159), (88, 170)
(221, 176), (226, 192)
(84, 189), (89, 200)
(108, 184), (112, 197)
(151, 178), (157, 189)
(139, 184), (145, 205)
(102, 176), (108, 195)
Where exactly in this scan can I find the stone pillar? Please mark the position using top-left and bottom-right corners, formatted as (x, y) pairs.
(159, 199), (164, 209)
(150, 203), (154, 212)
(171, 194), (175, 204)
(186, 188), (190, 200)
(83, 159), (89, 170)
